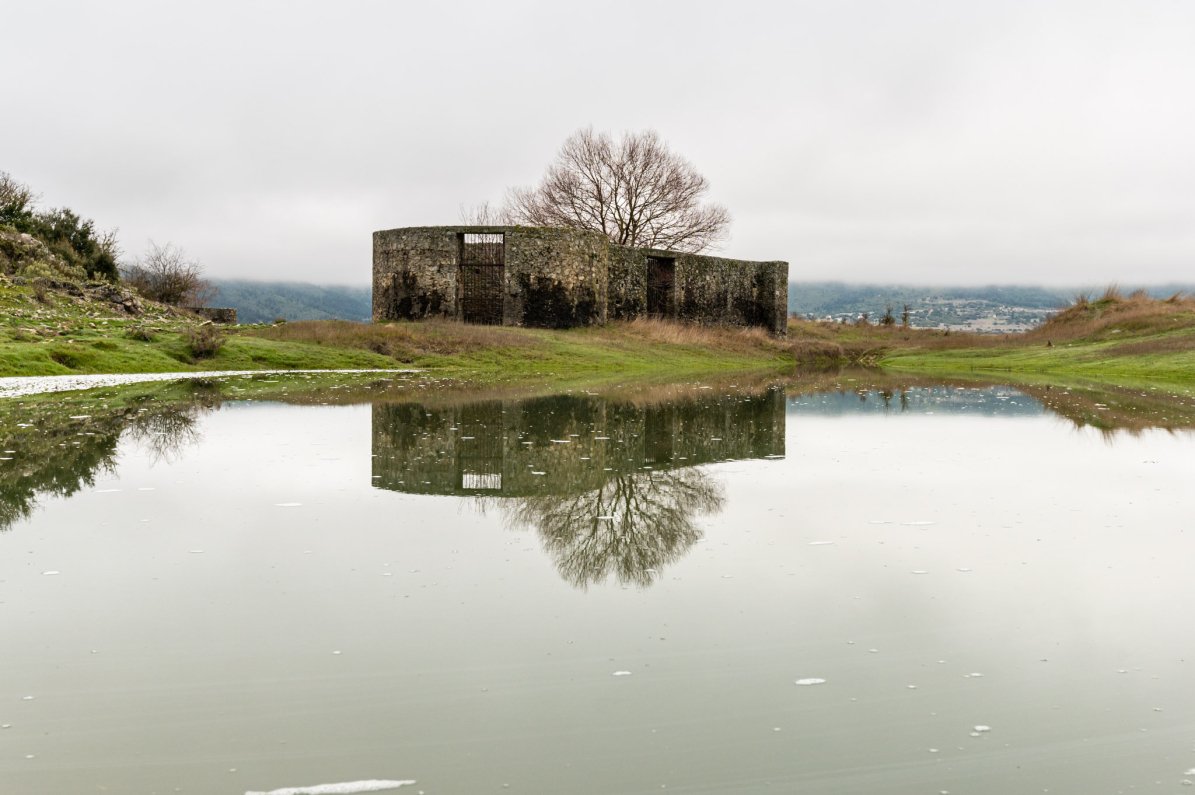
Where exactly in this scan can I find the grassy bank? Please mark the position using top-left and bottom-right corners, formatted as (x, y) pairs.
(788, 289), (1195, 381)
(0, 275), (794, 379)
(4, 272), (1195, 384)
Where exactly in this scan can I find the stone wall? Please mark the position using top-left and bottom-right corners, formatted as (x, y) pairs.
(670, 252), (788, 336)
(373, 226), (608, 328)
(607, 245), (647, 320)
(605, 246), (788, 335)
(187, 307), (237, 324)
(373, 225), (786, 335)
(373, 227), (461, 322)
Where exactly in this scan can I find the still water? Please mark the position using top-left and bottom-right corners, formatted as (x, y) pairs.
(1, 373), (1194, 794)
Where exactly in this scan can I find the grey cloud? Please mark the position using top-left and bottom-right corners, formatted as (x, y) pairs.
(2, 0), (1192, 285)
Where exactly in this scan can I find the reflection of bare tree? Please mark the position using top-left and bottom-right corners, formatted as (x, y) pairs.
(125, 406), (206, 465)
(500, 468), (724, 589)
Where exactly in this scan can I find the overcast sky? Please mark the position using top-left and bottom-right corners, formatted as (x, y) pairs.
(4, 1), (1194, 286)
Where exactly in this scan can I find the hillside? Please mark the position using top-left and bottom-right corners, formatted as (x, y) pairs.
(790, 281), (1195, 332)
(211, 280), (371, 323)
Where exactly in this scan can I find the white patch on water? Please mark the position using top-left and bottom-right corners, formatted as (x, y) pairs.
(0, 369), (410, 399)
(868, 520), (891, 524)
(973, 725), (990, 732)
(808, 541), (834, 546)
(613, 671), (632, 676)
(911, 570), (929, 574)
(244, 781), (415, 795)
(42, 571), (59, 575)
(957, 568), (972, 572)
(795, 678), (826, 686)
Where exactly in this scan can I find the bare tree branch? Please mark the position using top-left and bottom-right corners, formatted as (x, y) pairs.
(458, 200), (511, 226)
(120, 240), (218, 307)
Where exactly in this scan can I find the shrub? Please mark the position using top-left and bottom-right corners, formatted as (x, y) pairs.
(0, 171), (119, 280)
(184, 325), (225, 358)
(31, 278), (50, 304)
(121, 241), (217, 306)
(125, 326), (156, 342)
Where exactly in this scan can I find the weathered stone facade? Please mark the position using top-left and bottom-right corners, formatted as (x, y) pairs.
(371, 387), (786, 498)
(373, 225), (787, 335)
(187, 307), (237, 324)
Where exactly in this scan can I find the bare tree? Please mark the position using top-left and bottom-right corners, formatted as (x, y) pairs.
(120, 240), (218, 307)
(0, 170), (39, 213)
(503, 127), (732, 253)
(500, 468), (724, 590)
(458, 200), (510, 226)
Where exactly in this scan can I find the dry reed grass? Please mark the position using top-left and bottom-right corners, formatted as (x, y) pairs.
(610, 317), (781, 354)
(253, 318), (541, 361)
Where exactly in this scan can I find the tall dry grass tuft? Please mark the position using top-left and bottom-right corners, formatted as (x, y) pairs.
(617, 317), (780, 354)
(1027, 287), (1195, 343)
(256, 319), (540, 361)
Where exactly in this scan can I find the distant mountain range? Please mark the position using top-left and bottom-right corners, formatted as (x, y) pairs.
(211, 280), (372, 324)
(210, 279), (1193, 331)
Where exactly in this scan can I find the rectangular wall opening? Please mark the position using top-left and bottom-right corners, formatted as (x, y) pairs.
(646, 256), (675, 317)
(460, 233), (505, 325)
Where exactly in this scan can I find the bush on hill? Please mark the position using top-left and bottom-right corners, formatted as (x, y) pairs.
(0, 171), (120, 280)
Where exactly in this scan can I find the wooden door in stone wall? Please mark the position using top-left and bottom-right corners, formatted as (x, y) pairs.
(646, 257), (675, 318)
(460, 233), (505, 325)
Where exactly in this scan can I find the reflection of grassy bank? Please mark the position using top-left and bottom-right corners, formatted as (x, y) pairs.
(782, 367), (1195, 435)
(2, 366), (1193, 535)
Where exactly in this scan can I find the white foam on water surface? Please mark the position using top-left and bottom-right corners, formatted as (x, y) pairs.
(973, 725), (990, 732)
(43, 571), (59, 575)
(808, 541), (834, 546)
(0, 369), (411, 399)
(612, 671), (632, 676)
(245, 781), (415, 795)
(795, 678), (826, 685)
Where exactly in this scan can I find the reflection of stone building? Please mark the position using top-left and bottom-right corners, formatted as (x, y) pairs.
(370, 388), (786, 497)
(371, 387), (786, 589)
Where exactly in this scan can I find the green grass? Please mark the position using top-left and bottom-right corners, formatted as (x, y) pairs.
(6, 274), (1195, 385)
(877, 295), (1195, 380)
(880, 342), (1195, 380)
(0, 277), (795, 379)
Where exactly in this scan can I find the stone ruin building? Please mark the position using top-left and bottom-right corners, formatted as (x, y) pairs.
(372, 226), (788, 335)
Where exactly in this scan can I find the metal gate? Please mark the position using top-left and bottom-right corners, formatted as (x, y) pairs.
(460, 233), (505, 325)
(646, 257), (675, 317)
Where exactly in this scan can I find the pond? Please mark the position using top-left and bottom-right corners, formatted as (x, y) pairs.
(1, 372), (1193, 794)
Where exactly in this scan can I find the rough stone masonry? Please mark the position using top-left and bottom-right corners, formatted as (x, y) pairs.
(373, 225), (788, 336)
